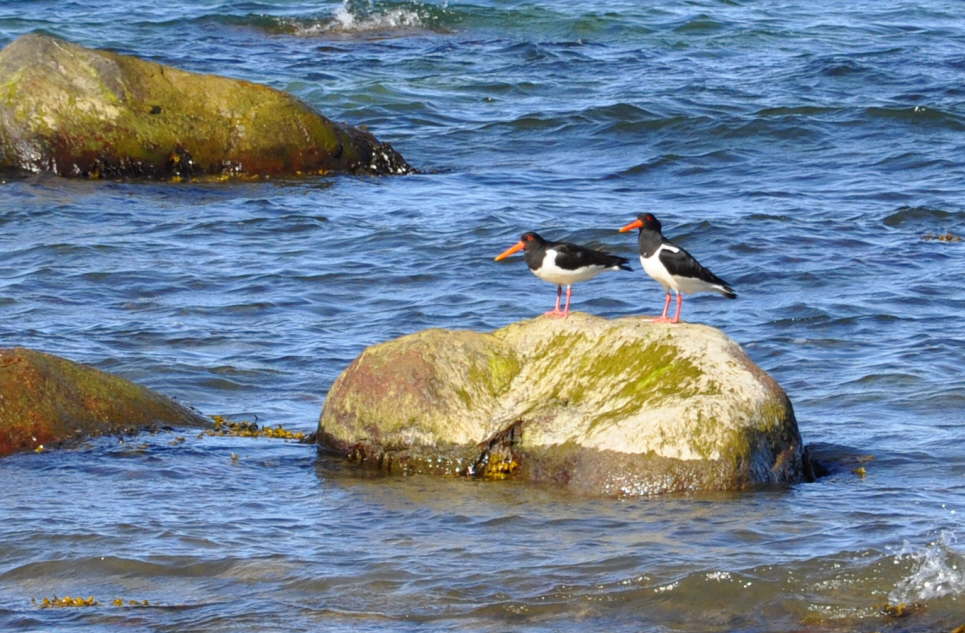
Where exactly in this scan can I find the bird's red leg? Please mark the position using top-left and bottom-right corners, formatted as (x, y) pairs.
(671, 294), (683, 323)
(561, 285), (573, 317)
(651, 292), (674, 323)
(544, 285), (565, 317)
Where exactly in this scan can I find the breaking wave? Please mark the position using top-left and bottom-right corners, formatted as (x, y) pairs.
(888, 530), (965, 604)
(212, 1), (455, 38)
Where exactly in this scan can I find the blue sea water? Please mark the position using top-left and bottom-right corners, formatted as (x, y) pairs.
(0, 1), (963, 631)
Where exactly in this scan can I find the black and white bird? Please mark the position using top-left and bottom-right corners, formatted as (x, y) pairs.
(619, 213), (736, 323)
(494, 231), (631, 318)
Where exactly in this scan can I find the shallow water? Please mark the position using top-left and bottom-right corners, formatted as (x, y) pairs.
(0, 1), (963, 631)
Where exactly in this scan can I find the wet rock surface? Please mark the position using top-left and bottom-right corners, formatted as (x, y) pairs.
(0, 33), (411, 179)
(0, 347), (208, 457)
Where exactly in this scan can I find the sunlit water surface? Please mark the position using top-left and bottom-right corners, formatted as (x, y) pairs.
(0, 1), (963, 631)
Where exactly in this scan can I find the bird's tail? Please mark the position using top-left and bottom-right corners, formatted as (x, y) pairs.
(717, 284), (737, 299)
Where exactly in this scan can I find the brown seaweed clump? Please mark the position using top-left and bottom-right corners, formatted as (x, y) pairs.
(921, 232), (962, 242)
(204, 415), (307, 441)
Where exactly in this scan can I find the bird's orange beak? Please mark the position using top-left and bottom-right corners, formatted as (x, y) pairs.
(619, 219), (643, 233)
(494, 240), (525, 261)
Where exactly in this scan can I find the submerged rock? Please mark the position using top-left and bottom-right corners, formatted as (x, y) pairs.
(0, 347), (208, 457)
(0, 33), (410, 179)
(318, 313), (806, 496)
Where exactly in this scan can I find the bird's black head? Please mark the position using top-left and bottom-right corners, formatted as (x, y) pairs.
(494, 231), (545, 261)
(637, 213), (661, 232)
(618, 213), (662, 234)
(519, 231), (544, 248)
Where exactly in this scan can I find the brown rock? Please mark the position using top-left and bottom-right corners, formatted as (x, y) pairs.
(0, 347), (208, 457)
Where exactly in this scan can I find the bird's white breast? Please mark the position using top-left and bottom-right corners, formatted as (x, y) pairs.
(641, 245), (677, 291)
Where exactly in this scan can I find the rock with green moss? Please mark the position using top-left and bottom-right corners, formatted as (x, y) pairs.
(0, 32), (410, 179)
(0, 347), (208, 457)
(318, 313), (806, 496)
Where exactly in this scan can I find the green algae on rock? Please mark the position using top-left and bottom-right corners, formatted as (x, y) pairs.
(0, 347), (208, 457)
(0, 33), (410, 179)
(318, 313), (806, 496)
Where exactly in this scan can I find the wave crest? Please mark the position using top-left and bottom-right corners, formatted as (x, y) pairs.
(889, 531), (965, 604)
(288, 0), (452, 37)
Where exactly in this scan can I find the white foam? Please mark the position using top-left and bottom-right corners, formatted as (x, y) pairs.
(888, 530), (965, 603)
(333, 4), (424, 31)
(293, 0), (433, 35)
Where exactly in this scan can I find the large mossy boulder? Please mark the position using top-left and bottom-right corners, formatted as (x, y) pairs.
(0, 32), (410, 179)
(318, 313), (806, 496)
(0, 347), (208, 457)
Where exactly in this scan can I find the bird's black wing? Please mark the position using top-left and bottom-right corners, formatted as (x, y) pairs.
(553, 241), (631, 271)
(658, 242), (735, 293)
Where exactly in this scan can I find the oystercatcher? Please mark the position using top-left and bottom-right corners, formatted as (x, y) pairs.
(494, 231), (631, 318)
(619, 213), (736, 323)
